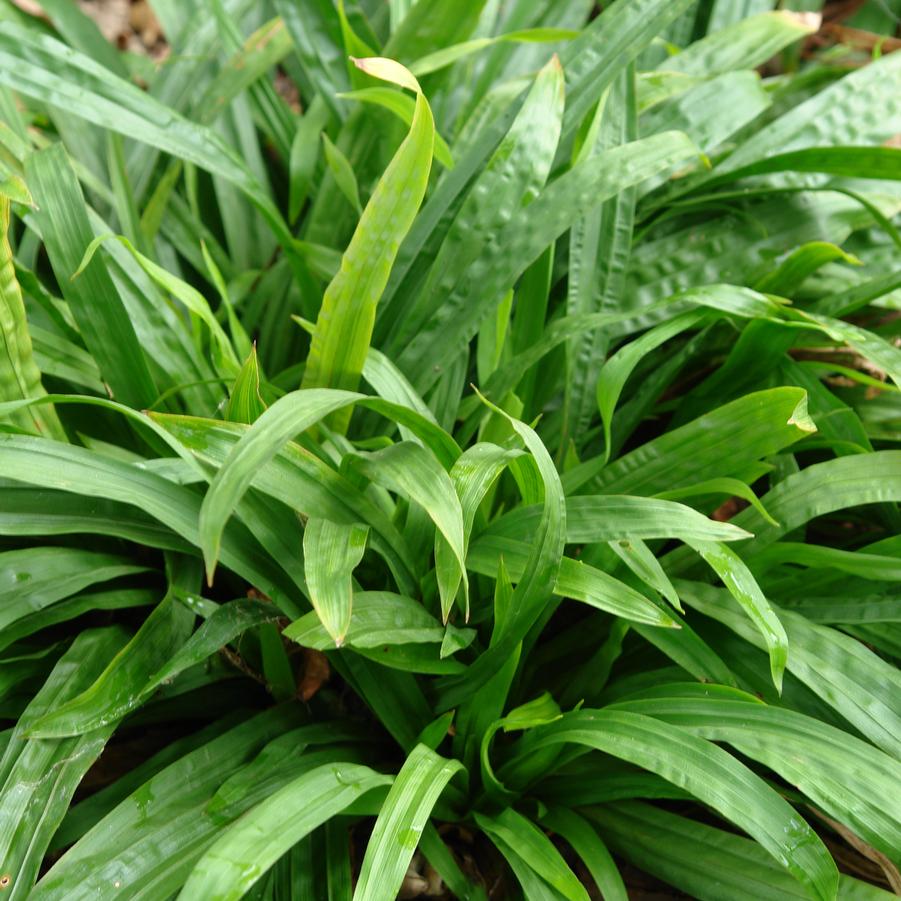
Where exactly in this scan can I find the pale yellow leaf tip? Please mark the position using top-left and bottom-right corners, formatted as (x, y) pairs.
(351, 56), (421, 94)
(776, 10), (822, 32)
(788, 395), (817, 434)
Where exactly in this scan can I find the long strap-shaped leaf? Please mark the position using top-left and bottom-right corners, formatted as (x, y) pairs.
(476, 808), (589, 901)
(686, 540), (788, 693)
(301, 58), (434, 434)
(0, 192), (64, 438)
(179, 763), (392, 901)
(0, 627), (128, 900)
(679, 580), (901, 758)
(351, 441), (466, 621)
(0, 23), (295, 253)
(354, 744), (463, 901)
(612, 684), (901, 866)
(26, 145), (158, 409)
(26, 591), (195, 738)
(503, 710), (838, 901)
(437, 398), (567, 708)
(197, 388), (460, 579)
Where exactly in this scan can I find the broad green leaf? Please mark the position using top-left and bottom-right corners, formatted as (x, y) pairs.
(303, 517), (369, 646)
(661, 11), (819, 77)
(467, 537), (676, 627)
(149, 597), (282, 691)
(612, 684), (901, 865)
(716, 49), (901, 177)
(0, 587), (155, 655)
(752, 543), (901, 583)
(0, 433), (297, 607)
(434, 442), (523, 620)
(285, 591), (471, 651)
(563, 64), (637, 451)
(196, 388), (459, 579)
(576, 388), (815, 496)
(376, 0), (697, 341)
(354, 744), (463, 901)
(179, 764), (392, 901)
(596, 287), (781, 459)
(153, 410), (420, 594)
(679, 581), (901, 758)
(437, 398), (568, 708)
(486, 495), (751, 544)
(301, 58), (434, 433)
(385, 53), (565, 359)
(31, 707), (303, 900)
(730, 451), (901, 555)
(396, 131), (699, 395)
(589, 802), (887, 901)
(26, 591), (193, 738)
(709, 146), (901, 189)
(0, 546), (147, 633)
(505, 710), (838, 901)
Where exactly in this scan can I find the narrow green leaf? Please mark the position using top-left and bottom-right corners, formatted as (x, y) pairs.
(31, 707), (303, 899)
(289, 97), (328, 223)
(302, 59), (434, 433)
(680, 582), (901, 758)
(0, 23), (295, 252)
(27, 591), (195, 738)
(507, 710), (838, 901)
(540, 808), (627, 901)
(409, 29), (579, 77)
(0, 546), (147, 633)
(612, 684), (901, 865)
(661, 11), (818, 77)
(354, 744), (464, 901)
(476, 808), (589, 901)
(686, 541), (787, 693)
(337, 88), (454, 168)
(0, 196), (64, 438)
(351, 441), (466, 620)
(179, 764), (392, 901)
(74, 233), (239, 378)
(0, 627), (128, 900)
(321, 132), (363, 215)
(25, 144), (157, 408)
(303, 517), (369, 646)
(226, 347), (267, 425)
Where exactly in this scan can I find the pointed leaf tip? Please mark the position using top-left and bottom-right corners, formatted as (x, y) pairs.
(351, 56), (421, 93)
